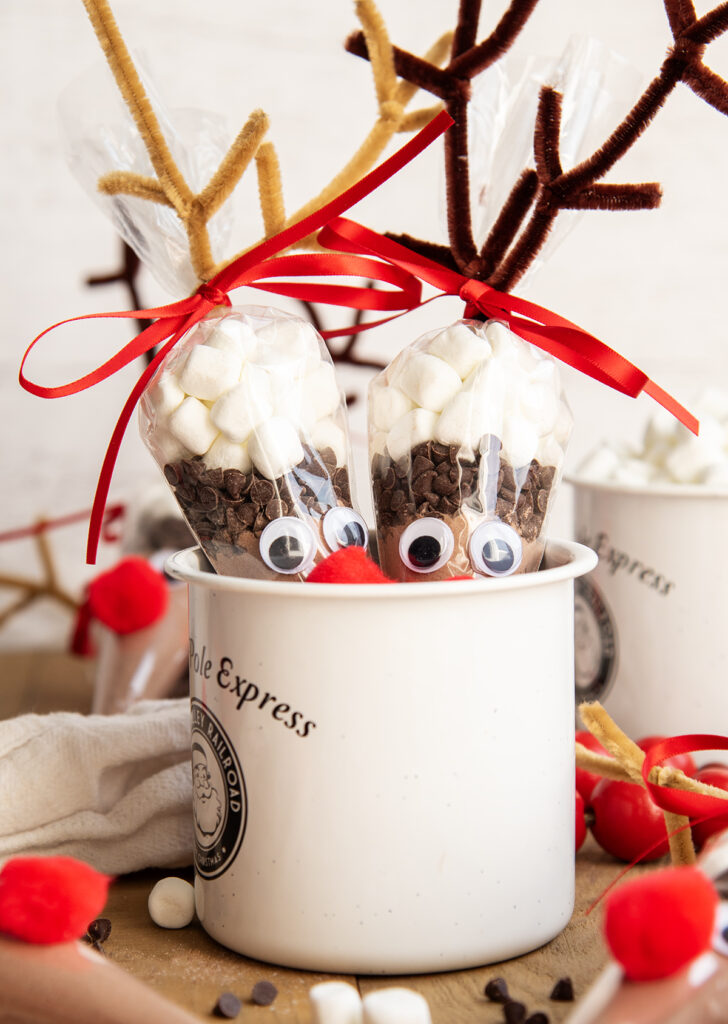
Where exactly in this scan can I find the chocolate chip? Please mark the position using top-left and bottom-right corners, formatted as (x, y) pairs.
(250, 478), (275, 506)
(182, 458), (206, 483)
(394, 458), (409, 479)
(550, 978), (574, 1002)
(431, 442), (449, 463)
(163, 463), (181, 485)
(214, 992), (242, 1018)
(240, 503), (257, 526)
(197, 486), (219, 511)
(412, 471), (436, 497)
(253, 512), (268, 536)
(381, 466), (396, 491)
(412, 454), (435, 478)
(536, 488), (549, 513)
(207, 467), (224, 490)
(484, 977), (509, 1002)
(433, 473), (457, 496)
(504, 1000), (527, 1023)
(390, 490), (405, 512)
(320, 446), (337, 469)
(425, 492), (440, 509)
(525, 1014), (549, 1024)
(522, 517), (541, 542)
(251, 980), (278, 1006)
(85, 918), (112, 944)
(265, 499), (287, 520)
(207, 505), (227, 526)
(224, 469), (246, 500)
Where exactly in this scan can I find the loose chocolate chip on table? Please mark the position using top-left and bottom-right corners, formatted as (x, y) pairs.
(85, 917), (112, 944)
(251, 980), (278, 1006)
(484, 977), (509, 1002)
(550, 978), (574, 1001)
(525, 1014), (549, 1024)
(504, 999), (527, 1023)
(214, 992), (242, 1018)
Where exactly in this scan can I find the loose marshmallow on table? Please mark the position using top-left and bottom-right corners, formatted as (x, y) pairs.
(168, 396), (219, 455)
(148, 876), (195, 929)
(248, 416), (305, 479)
(309, 982), (363, 1024)
(362, 988), (432, 1024)
(395, 352), (463, 413)
(178, 344), (242, 402)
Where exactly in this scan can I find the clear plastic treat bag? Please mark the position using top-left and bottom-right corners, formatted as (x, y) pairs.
(369, 318), (572, 581)
(140, 305), (367, 580)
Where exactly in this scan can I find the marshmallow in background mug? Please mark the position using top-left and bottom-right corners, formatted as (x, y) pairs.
(140, 306), (367, 580)
(362, 988), (432, 1024)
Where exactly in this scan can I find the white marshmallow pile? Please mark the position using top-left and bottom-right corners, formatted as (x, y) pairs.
(370, 320), (571, 469)
(309, 982), (432, 1024)
(578, 389), (728, 487)
(147, 876), (196, 929)
(144, 310), (348, 480)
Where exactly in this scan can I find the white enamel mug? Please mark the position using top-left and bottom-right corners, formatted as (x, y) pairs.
(572, 478), (728, 737)
(167, 539), (596, 974)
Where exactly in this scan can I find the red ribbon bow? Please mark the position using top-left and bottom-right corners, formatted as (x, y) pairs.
(20, 109), (697, 564)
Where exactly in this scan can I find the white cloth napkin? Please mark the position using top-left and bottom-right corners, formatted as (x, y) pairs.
(0, 700), (193, 874)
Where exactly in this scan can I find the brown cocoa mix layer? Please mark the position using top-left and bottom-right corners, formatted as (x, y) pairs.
(164, 445), (351, 558)
(371, 441), (555, 542)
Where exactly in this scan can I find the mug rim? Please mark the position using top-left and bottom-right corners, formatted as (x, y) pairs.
(165, 538), (597, 599)
(567, 473), (728, 500)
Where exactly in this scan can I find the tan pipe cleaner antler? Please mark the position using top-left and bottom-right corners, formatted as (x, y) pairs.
(82, 0), (453, 282)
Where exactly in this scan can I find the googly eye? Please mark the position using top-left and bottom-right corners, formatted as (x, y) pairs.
(469, 520), (522, 577)
(713, 902), (728, 957)
(399, 518), (455, 574)
(323, 507), (368, 552)
(259, 517), (316, 575)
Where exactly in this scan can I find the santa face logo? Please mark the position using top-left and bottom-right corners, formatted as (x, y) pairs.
(190, 699), (247, 879)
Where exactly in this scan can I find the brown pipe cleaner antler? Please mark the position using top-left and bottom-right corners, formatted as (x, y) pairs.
(347, 0), (728, 291)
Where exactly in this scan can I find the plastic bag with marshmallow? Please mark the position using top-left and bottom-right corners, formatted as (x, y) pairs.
(369, 319), (572, 581)
(141, 306), (368, 580)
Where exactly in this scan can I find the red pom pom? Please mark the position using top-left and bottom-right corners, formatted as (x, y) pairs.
(0, 857), (111, 944)
(307, 548), (394, 584)
(87, 557), (169, 634)
(604, 867), (718, 980)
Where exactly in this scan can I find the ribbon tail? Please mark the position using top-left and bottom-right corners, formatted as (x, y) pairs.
(644, 380), (699, 435)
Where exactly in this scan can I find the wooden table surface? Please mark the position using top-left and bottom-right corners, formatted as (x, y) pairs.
(0, 649), (627, 1023)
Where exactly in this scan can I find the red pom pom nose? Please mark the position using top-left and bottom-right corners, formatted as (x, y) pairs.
(87, 556), (169, 634)
(0, 857), (111, 944)
(604, 866), (719, 981)
(306, 547), (394, 584)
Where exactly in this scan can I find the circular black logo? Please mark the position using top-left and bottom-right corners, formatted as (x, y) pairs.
(574, 576), (618, 705)
(190, 699), (247, 879)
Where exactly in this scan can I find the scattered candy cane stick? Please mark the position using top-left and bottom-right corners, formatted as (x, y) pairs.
(578, 702), (695, 866)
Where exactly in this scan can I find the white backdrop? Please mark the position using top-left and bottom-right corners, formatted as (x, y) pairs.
(1, 0), (727, 646)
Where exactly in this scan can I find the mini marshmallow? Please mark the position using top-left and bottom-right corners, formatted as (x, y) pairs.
(309, 982), (363, 1024)
(664, 432), (725, 484)
(362, 988), (432, 1024)
(248, 416), (304, 479)
(519, 380), (560, 436)
(370, 430), (388, 458)
(206, 316), (258, 361)
(501, 415), (540, 468)
(210, 364), (273, 443)
(612, 458), (656, 485)
(702, 462), (728, 486)
(178, 345), (242, 402)
(148, 876), (195, 929)
(205, 435), (252, 472)
(370, 386), (415, 433)
(168, 397), (219, 455)
(552, 402), (574, 447)
(256, 318), (321, 377)
(150, 372), (185, 419)
(310, 418), (347, 465)
(435, 390), (502, 450)
(426, 322), (491, 380)
(577, 442), (622, 482)
(485, 319), (539, 374)
(386, 408), (439, 462)
(299, 363), (342, 425)
(153, 427), (187, 465)
(395, 352), (463, 413)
